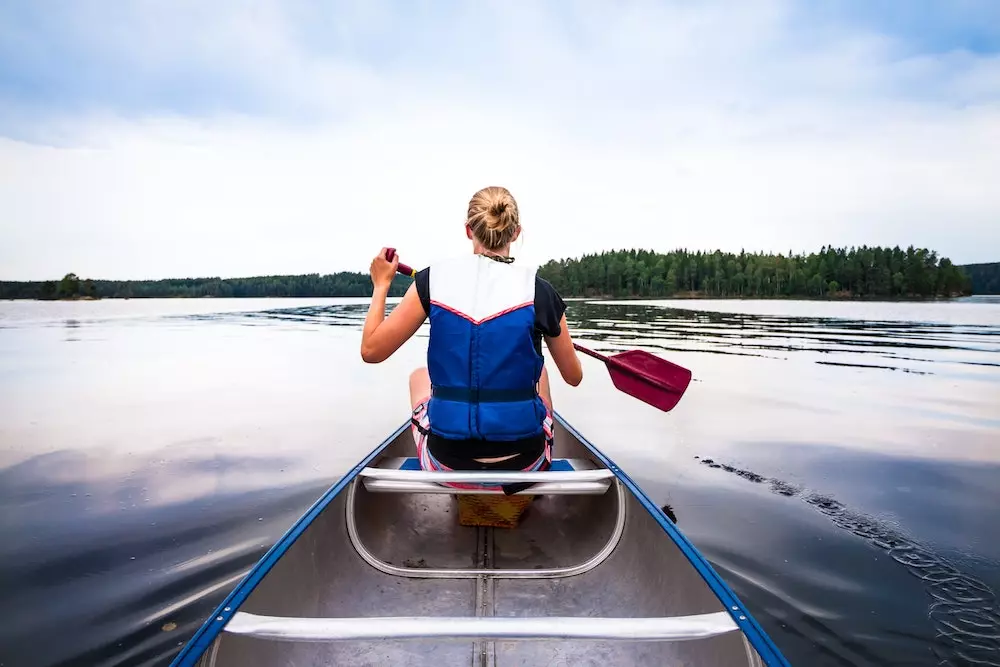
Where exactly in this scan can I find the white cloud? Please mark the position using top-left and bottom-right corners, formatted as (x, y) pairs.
(1, 1), (998, 280)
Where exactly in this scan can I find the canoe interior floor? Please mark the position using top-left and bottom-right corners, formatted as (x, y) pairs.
(203, 478), (757, 667)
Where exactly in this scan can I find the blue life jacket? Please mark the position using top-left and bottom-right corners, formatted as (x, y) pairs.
(426, 254), (547, 442)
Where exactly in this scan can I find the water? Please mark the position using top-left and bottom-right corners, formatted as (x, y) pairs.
(1, 296), (998, 667)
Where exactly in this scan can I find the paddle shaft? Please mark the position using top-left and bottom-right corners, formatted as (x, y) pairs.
(383, 248), (416, 278)
(573, 343), (609, 363)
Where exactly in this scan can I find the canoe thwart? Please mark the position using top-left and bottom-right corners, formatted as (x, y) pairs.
(361, 479), (612, 495)
(381, 457), (596, 472)
(359, 458), (613, 495)
(223, 611), (740, 643)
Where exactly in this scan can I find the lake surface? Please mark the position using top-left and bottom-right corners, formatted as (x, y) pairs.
(1, 296), (999, 667)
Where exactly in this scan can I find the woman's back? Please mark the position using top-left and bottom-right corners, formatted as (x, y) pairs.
(359, 185), (583, 477)
(416, 254), (560, 444)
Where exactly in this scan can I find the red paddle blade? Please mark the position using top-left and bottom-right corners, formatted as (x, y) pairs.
(604, 349), (692, 412)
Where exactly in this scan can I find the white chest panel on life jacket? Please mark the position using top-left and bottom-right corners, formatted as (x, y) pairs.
(428, 255), (536, 323)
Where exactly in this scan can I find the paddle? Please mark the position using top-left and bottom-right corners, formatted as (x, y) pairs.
(571, 344), (691, 413)
(382, 249), (693, 412)
(386, 248), (416, 279)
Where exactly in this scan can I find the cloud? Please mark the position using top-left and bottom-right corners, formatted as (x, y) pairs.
(1, 1), (999, 280)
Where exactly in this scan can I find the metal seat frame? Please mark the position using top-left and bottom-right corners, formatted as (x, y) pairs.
(346, 471), (627, 579)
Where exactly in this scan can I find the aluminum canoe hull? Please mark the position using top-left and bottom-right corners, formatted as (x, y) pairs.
(171, 413), (789, 667)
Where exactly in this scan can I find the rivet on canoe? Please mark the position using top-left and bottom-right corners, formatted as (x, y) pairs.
(224, 607), (231, 612)
(739, 616), (746, 621)
(731, 606), (738, 611)
(216, 616), (224, 621)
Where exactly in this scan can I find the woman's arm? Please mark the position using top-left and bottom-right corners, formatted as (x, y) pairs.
(544, 313), (583, 386)
(360, 250), (427, 363)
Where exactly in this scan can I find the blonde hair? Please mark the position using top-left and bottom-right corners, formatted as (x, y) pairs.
(466, 186), (520, 252)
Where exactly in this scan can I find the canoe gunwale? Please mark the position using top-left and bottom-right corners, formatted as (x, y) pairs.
(344, 476), (628, 579)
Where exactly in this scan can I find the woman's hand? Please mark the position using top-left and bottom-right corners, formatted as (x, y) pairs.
(370, 248), (399, 291)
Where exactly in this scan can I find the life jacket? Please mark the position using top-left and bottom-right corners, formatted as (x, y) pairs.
(425, 254), (547, 442)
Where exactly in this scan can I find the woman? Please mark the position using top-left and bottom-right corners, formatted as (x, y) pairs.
(360, 186), (583, 489)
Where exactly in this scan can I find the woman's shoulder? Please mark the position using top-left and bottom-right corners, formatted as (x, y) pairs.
(534, 273), (562, 297)
(534, 274), (566, 312)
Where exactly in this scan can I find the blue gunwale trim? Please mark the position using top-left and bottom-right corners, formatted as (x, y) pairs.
(553, 412), (791, 667)
(168, 421), (410, 667)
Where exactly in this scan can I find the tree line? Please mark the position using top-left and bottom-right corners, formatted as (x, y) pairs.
(536, 246), (974, 299)
(959, 262), (1000, 295)
(0, 246), (991, 301)
(0, 272), (411, 300)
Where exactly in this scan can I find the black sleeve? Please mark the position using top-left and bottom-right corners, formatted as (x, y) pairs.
(414, 267), (430, 316)
(534, 276), (567, 337)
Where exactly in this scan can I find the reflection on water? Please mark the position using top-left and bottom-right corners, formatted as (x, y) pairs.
(180, 305), (369, 329)
(181, 300), (1000, 376)
(64, 318), (81, 342)
(570, 302), (1000, 374)
(1, 297), (998, 667)
(0, 446), (330, 667)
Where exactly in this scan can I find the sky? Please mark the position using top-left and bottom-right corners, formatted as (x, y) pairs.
(1, 1), (999, 281)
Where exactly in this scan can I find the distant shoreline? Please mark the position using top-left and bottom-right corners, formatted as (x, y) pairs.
(564, 292), (984, 302)
(537, 247), (996, 300)
(2, 249), (998, 300)
(4, 293), (991, 303)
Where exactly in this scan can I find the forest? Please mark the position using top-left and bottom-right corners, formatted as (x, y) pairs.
(959, 262), (1000, 295)
(0, 246), (991, 301)
(536, 246), (973, 299)
(0, 271), (411, 300)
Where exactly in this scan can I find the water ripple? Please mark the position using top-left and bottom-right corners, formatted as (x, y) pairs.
(699, 457), (1000, 666)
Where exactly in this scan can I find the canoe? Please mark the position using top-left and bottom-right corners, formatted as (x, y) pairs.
(171, 413), (790, 666)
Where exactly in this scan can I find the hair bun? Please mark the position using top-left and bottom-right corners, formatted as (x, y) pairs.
(466, 186), (520, 250)
(488, 201), (509, 228)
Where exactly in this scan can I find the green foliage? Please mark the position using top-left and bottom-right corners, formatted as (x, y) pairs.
(538, 246), (973, 299)
(0, 272), (410, 300)
(0, 250), (987, 301)
(57, 273), (80, 299)
(958, 262), (1000, 295)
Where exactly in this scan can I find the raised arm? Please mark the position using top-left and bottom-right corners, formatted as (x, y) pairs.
(361, 249), (427, 363)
